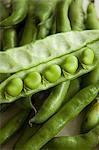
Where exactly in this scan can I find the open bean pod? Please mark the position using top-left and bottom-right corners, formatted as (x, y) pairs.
(0, 42), (98, 104)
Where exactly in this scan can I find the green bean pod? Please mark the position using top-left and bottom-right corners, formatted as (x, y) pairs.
(50, 15), (56, 34)
(56, 0), (72, 32)
(81, 99), (99, 133)
(37, 16), (54, 39)
(0, 1), (9, 50)
(82, 65), (99, 87)
(0, 109), (30, 145)
(85, 2), (99, 29)
(19, 17), (37, 45)
(0, 30), (99, 73)
(64, 78), (81, 103)
(3, 27), (17, 50)
(19, 1), (37, 46)
(14, 93), (46, 150)
(0, 1), (9, 22)
(30, 81), (70, 124)
(42, 124), (99, 150)
(34, 0), (59, 22)
(0, 0), (28, 27)
(69, 0), (85, 31)
(14, 123), (41, 150)
(0, 42), (98, 104)
(21, 83), (99, 150)
(0, 29), (2, 50)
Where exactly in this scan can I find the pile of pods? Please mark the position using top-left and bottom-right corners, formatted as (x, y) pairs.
(0, 0), (99, 150)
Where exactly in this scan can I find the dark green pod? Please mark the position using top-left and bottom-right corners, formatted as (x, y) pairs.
(3, 28), (17, 50)
(0, 109), (30, 145)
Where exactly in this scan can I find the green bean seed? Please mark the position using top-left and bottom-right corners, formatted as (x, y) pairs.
(81, 48), (94, 65)
(24, 72), (41, 90)
(62, 55), (78, 74)
(6, 78), (23, 97)
(44, 64), (61, 82)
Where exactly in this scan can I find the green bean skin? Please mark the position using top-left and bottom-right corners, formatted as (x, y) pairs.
(85, 2), (99, 30)
(81, 100), (99, 133)
(30, 81), (70, 124)
(3, 28), (17, 50)
(69, 0), (85, 31)
(0, 0), (28, 27)
(56, 0), (72, 32)
(0, 109), (29, 145)
(0, 30), (99, 73)
(21, 83), (99, 150)
(42, 124), (99, 150)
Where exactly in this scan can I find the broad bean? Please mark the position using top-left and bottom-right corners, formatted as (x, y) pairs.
(24, 72), (41, 90)
(62, 55), (78, 74)
(44, 64), (61, 82)
(6, 77), (23, 97)
(81, 48), (94, 65)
